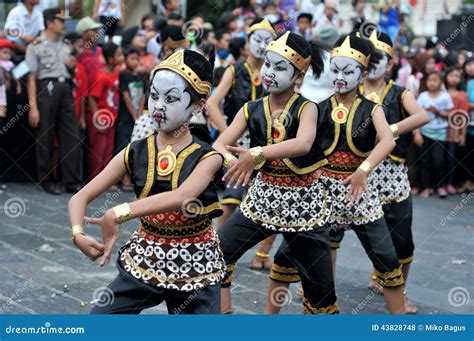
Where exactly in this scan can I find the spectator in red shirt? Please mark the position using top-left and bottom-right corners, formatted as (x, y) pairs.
(88, 42), (123, 179)
(64, 32), (88, 129)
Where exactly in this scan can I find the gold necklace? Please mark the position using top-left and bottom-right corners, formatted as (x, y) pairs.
(331, 94), (357, 124)
(270, 101), (286, 143)
(156, 131), (190, 176)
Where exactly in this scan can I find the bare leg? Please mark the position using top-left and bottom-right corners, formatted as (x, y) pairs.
(221, 287), (233, 314)
(217, 204), (236, 230)
(383, 286), (405, 314)
(402, 263), (417, 314)
(265, 279), (290, 314)
(251, 235), (277, 269)
(331, 249), (337, 279)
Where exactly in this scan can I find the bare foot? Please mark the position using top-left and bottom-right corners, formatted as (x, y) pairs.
(446, 185), (456, 195)
(419, 189), (432, 198)
(250, 256), (272, 270)
(405, 298), (417, 314)
(437, 187), (448, 198)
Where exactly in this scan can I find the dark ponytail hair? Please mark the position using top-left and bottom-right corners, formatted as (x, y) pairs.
(284, 32), (329, 79)
(365, 40), (384, 73)
(333, 34), (383, 73)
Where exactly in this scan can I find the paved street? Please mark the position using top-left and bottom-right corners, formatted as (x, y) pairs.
(0, 182), (472, 315)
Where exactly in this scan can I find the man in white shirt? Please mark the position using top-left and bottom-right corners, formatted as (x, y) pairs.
(5, 0), (45, 54)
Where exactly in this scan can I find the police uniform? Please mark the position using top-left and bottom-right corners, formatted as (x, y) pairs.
(25, 9), (80, 190)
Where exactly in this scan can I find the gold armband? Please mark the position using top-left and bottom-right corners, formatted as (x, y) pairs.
(390, 124), (400, 140)
(112, 203), (132, 223)
(223, 152), (237, 168)
(249, 146), (265, 170)
(70, 224), (84, 243)
(255, 251), (270, 259)
(358, 160), (373, 175)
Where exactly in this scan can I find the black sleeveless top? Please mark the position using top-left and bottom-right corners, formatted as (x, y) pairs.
(124, 134), (223, 219)
(318, 93), (380, 158)
(223, 60), (263, 125)
(361, 80), (410, 163)
(245, 93), (328, 175)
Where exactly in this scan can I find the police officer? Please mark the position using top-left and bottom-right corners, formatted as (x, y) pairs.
(25, 8), (81, 195)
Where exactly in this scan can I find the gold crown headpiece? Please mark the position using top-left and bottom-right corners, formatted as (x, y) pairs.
(331, 35), (370, 68)
(368, 30), (394, 57)
(266, 31), (310, 72)
(247, 19), (276, 36)
(153, 50), (212, 98)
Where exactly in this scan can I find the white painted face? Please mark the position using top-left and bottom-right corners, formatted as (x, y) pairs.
(249, 29), (274, 59)
(261, 51), (296, 93)
(330, 56), (364, 94)
(368, 53), (389, 80)
(148, 70), (194, 132)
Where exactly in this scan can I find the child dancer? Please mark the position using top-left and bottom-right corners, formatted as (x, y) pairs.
(360, 31), (428, 313)
(68, 49), (226, 314)
(207, 19), (277, 270)
(214, 31), (338, 314)
(266, 34), (406, 314)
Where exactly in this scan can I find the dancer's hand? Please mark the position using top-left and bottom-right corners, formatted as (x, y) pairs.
(223, 145), (254, 188)
(85, 209), (120, 267)
(74, 234), (105, 261)
(342, 169), (370, 204)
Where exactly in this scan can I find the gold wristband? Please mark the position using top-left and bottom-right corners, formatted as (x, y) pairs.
(112, 203), (132, 223)
(390, 124), (400, 140)
(223, 152), (237, 168)
(70, 224), (85, 243)
(249, 146), (265, 170)
(358, 160), (372, 175)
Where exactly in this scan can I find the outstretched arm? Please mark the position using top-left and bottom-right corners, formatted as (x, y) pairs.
(85, 154), (223, 267)
(220, 102), (318, 188)
(68, 149), (128, 261)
